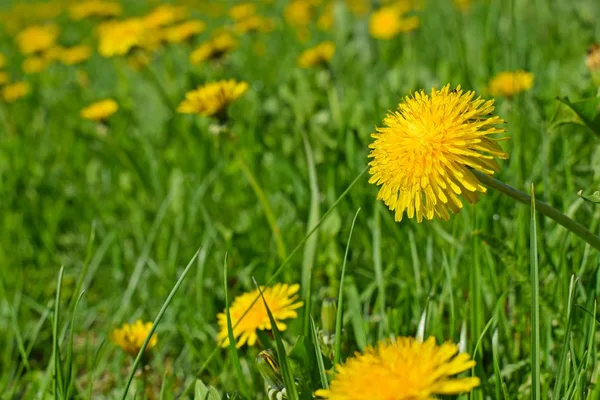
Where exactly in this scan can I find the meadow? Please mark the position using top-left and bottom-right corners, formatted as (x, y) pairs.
(1, 0), (600, 399)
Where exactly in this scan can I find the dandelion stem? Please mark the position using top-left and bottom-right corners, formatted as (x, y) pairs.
(474, 170), (600, 251)
(237, 155), (288, 261)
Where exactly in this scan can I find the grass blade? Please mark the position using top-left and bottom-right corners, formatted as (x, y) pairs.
(334, 209), (361, 366)
(53, 266), (65, 400)
(253, 278), (300, 400)
(309, 317), (328, 390)
(65, 290), (85, 399)
(121, 248), (200, 400)
(530, 184), (541, 400)
(553, 275), (578, 397)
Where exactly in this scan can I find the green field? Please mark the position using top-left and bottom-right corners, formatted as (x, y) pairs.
(2, 0), (600, 399)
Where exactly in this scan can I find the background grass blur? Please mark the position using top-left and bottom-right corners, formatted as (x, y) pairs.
(2, 0), (600, 398)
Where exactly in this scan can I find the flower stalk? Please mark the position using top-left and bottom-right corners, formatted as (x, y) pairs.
(473, 170), (600, 251)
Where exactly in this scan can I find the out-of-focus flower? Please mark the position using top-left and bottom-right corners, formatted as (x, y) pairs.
(229, 2), (256, 21)
(110, 320), (157, 356)
(68, 0), (123, 20)
(58, 45), (93, 65)
(369, 6), (419, 40)
(189, 32), (238, 65)
(178, 79), (248, 119)
(143, 4), (188, 29)
(97, 19), (146, 57)
(16, 24), (60, 55)
(315, 337), (480, 400)
(487, 70), (534, 97)
(317, 4), (334, 31)
(345, 0), (370, 15)
(0, 53), (6, 68)
(164, 20), (206, 43)
(22, 56), (52, 74)
(234, 15), (275, 34)
(284, 1), (313, 29)
(368, 85), (508, 222)
(44, 46), (65, 62)
(80, 99), (119, 121)
(216, 283), (303, 348)
(2, 81), (30, 103)
(0, 72), (10, 86)
(297, 41), (335, 68)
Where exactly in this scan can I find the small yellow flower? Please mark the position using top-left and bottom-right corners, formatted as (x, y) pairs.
(110, 320), (157, 356)
(369, 6), (419, 40)
(0, 53), (6, 68)
(216, 283), (303, 348)
(317, 4), (334, 31)
(2, 81), (30, 103)
(229, 2), (256, 21)
(80, 99), (119, 121)
(22, 56), (52, 74)
(177, 79), (248, 118)
(97, 19), (146, 57)
(487, 70), (534, 97)
(59, 45), (93, 65)
(189, 32), (238, 65)
(16, 24), (60, 55)
(297, 41), (335, 68)
(143, 4), (188, 29)
(68, 0), (123, 20)
(284, 1), (313, 29)
(315, 336), (480, 400)
(368, 85), (508, 222)
(0, 72), (9, 86)
(234, 15), (275, 34)
(164, 20), (206, 43)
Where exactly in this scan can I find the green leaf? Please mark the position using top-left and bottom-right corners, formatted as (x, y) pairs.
(556, 96), (600, 137)
(577, 189), (600, 203)
(194, 379), (222, 400)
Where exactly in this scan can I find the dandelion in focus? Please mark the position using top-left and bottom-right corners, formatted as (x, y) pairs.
(177, 79), (248, 120)
(16, 24), (60, 55)
(189, 32), (238, 65)
(488, 70), (534, 97)
(369, 6), (419, 40)
(315, 336), (480, 400)
(368, 85), (508, 222)
(297, 41), (335, 68)
(216, 283), (303, 348)
(80, 99), (119, 121)
(68, 0), (123, 20)
(111, 320), (157, 356)
(2, 81), (30, 103)
(164, 20), (206, 43)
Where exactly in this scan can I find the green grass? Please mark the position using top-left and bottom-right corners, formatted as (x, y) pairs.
(1, 0), (600, 398)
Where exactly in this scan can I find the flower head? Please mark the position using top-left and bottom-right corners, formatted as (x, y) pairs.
(97, 19), (146, 57)
(80, 99), (119, 121)
(217, 283), (303, 348)
(315, 336), (480, 400)
(59, 45), (93, 65)
(68, 0), (123, 20)
(369, 6), (419, 40)
(178, 79), (248, 119)
(0, 53), (6, 68)
(111, 320), (157, 356)
(234, 15), (275, 34)
(164, 20), (206, 43)
(368, 85), (508, 222)
(16, 24), (60, 55)
(297, 41), (335, 68)
(2, 81), (30, 103)
(229, 2), (256, 21)
(22, 56), (52, 74)
(487, 70), (534, 97)
(0, 72), (9, 86)
(143, 4), (188, 29)
(189, 32), (238, 65)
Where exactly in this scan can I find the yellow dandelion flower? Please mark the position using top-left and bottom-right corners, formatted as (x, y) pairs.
(216, 283), (303, 348)
(16, 24), (60, 55)
(317, 4), (334, 31)
(164, 20), (206, 43)
(68, 0), (123, 20)
(110, 320), (157, 356)
(177, 79), (248, 119)
(368, 85), (508, 222)
(487, 70), (534, 97)
(0, 53), (5, 68)
(315, 336), (480, 400)
(297, 41), (335, 68)
(2, 81), (30, 103)
(229, 2), (256, 21)
(369, 7), (419, 40)
(59, 45), (93, 65)
(143, 4), (188, 29)
(80, 99), (119, 121)
(22, 56), (52, 74)
(234, 15), (275, 34)
(284, 1), (313, 29)
(189, 32), (238, 65)
(97, 19), (146, 57)
(0, 71), (10, 86)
